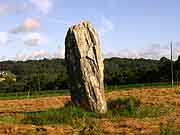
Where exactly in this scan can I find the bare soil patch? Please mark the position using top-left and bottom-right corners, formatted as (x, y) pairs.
(0, 96), (70, 113)
(0, 124), (73, 135)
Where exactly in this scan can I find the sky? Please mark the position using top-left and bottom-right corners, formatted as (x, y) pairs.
(0, 0), (180, 61)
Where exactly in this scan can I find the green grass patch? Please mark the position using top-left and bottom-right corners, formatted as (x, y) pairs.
(22, 98), (142, 126)
(107, 97), (172, 118)
(0, 90), (70, 100)
(0, 114), (23, 124)
(0, 115), (18, 124)
(105, 82), (176, 92)
(134, 106), (171, 118)
(21, 97), (170, 125)
(22, 104), (103, 134)
(21, 104), (100, 125)
(107, 96), (141, 117)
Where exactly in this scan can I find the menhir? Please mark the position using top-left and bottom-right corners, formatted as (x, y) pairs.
(65, 21), (107, 113)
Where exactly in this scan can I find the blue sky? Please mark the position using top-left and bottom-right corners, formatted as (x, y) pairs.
(0, 0), (180, 61)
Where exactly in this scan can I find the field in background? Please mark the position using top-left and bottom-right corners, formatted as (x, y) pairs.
(0, 90), (69, 100)
(0, 82), (176, 100)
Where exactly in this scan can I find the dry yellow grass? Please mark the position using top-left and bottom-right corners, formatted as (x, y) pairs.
(0, 86), (180, 134)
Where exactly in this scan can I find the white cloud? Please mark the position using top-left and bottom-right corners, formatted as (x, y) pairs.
(0, 3), (30, 16)
(30, 0), (53, 14)
(23, 32), (47, 46)
(16, 49), (50, 61)
(104, 43), (180, 60)
(10, 18), (41, 33)
(99, 16), (114, 36)
(15, 45), (64, 61)
(30, 50), (50, 59)
(3, 41), (179, 61)
(0, 32), (8, 46)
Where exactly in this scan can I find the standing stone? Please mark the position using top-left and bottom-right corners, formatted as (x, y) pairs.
(65, 21), (107, 113)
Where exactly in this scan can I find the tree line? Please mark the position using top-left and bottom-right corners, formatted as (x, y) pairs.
(0, 56), (180, 92)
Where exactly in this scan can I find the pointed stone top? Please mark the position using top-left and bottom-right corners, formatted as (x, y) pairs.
(70, 21), (95, 31)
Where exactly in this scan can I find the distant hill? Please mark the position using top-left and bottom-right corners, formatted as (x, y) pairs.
(0, 57), (159, 76)
(0, 57), (179, 92)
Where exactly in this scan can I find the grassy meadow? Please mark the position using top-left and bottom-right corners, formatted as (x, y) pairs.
(0, 96), (179, 134)
(0, 84), (180, 134)
(0, 82), (176, 100)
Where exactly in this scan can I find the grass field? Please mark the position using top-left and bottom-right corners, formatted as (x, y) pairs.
(0, 93), (179, 135)
(0, 89), (70, 100)
(106, 82), (175, 91)
(0, 82), (176, 100)
(0, 84), (180, 134)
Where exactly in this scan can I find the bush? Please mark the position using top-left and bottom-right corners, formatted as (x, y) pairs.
(107, 97), (141, 117)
